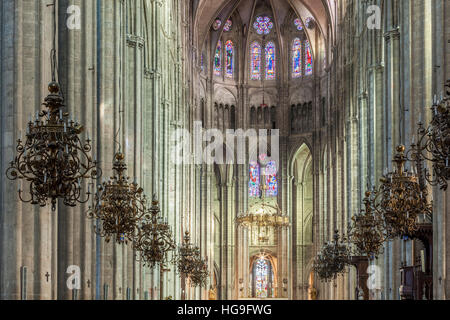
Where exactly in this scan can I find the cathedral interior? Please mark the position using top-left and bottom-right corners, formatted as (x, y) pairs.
(0, 0), (449, 301)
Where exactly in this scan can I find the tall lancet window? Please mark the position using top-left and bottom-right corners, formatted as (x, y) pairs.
(214, 40), (222, 76)
(265, 160), (278, 197)
(265, 42), (276, 80)
(305, 40), (313, 75)
(292, 38), (302, 78)
(249, 154), (278, 198)
(249, 161), (261, 197)
(225, 40), (234, 78)
(255, 257), (270, 298)
(250, 42), (262, 80)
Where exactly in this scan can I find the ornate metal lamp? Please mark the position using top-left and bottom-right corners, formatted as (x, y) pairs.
(313, 230), (351, 282)
(410, 80), (450, 190)
(176, 231), (209, 288)
(87, 153), (146, 244)
(378, 145), (432, 239)
(236, 200), (289, 243)
(6, 84), (101, 211)
(188, 257), (210, 288)
(6, 1), (102, 212)
(348, 191), (386, 259)
(133, 194), (176, 269)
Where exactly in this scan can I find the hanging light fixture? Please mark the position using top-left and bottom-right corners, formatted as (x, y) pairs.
(236, 201), (289, 243)
(189, 257), (210, 288)
(348, 191), (387, 259)
(87, 0), (148, 245)
(176, 231), (209, 288)
(87, 153), (146, 244)
(313, 230), (351, 282)
(378, 145), (432, 239)
(133, 194), (176, 269)
(410, 79), (450, 190)
(5, 2), (101, 211)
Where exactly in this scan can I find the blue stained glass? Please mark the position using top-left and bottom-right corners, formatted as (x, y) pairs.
(305, 40), (313, 75)
(294, 18), (303, 31)
(249, 161), (260, 197)
(265, 42), (276, 80)
(255, 258), (269, 298)
(253, 16), (274, 35)
(225, 40), (233, 78)
(292, 38), (302, 78)
(214, 40), (222, 76)
(250, 42), (261, 80)
(265, 161), (278, 197)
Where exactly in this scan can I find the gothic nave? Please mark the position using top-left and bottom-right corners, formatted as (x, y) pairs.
(0, 0), (449, 302)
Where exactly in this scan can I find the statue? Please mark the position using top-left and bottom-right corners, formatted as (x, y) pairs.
(356, 287), (364, 300)
(309, 287), (318, 300)
(208, 285), (217, 300)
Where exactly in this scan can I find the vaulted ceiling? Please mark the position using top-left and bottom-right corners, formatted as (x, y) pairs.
(194, 0), (335, 55)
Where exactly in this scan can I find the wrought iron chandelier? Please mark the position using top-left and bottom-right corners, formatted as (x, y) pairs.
(133, 195), (176, 269)
(378, 145), (432, 239)
(176, 231), (209, 288)
(188, 256), (209, 288)
(313, 230), (351, 282)
(348, 191), (386, 259)
(6, 3), (101, 211)
(410, 80), (450, 190)
(87, 153), (146, 244)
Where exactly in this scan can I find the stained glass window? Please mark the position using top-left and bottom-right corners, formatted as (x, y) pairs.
(305, 17), (315, 29)
(265, 160), (278, 197)
(201, 53), (205, 72)
(294, 18), (303, 31)
(250, 42), (261, 80)
(253, 16), (274, 35)
(213, 19), (222, 31)
(225, 40), (233, 78)
(224, 19), (232, 32)
(255, 258), (269, 298)
(265, 42), (276, 80)
(249, 161), (260, 197)
(305, 40), (313, 75)
(292, 38), (302, 78)
(214, 40), (222, 76)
